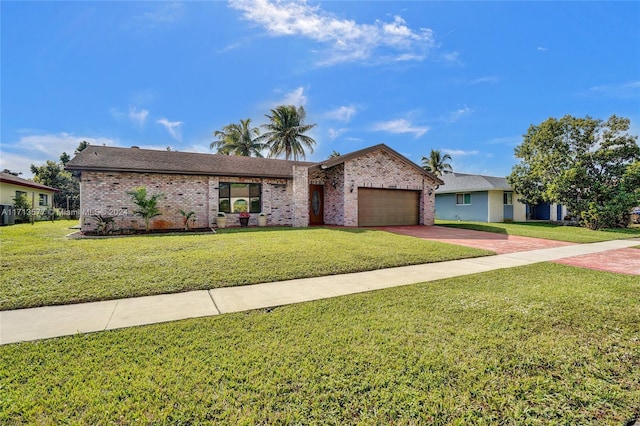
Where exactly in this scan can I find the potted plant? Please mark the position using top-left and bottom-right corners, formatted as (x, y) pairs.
(257, 212), (267, 227)
(238, 211), (250, 227)
(216, 212), (227, 228)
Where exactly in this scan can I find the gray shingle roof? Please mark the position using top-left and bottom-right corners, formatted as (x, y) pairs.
(0, 172), (60, 192)
(66, 146), (314, 179)
(435, 172), (512, 193)
(66, 144), (444, 185)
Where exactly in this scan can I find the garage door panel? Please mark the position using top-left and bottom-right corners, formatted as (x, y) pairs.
(358, 188), (419, 226)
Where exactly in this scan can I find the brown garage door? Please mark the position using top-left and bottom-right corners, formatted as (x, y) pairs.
(358, 188), (420, 226)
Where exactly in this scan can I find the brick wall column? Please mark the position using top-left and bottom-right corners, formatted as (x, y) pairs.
(422, 178), (436, 225)
(292, 165), (309, 227)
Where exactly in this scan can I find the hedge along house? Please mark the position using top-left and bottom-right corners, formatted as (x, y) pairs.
(0, 172), (59, 225)
(65, 144), (442, 232)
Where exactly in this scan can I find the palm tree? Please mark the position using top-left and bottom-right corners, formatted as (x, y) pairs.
(211, 118), (266, 157)
(258, 105), (317, 161)
(421, 149), (453, 176)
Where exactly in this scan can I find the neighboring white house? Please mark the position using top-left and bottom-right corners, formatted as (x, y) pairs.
(435, 173), (567, 223)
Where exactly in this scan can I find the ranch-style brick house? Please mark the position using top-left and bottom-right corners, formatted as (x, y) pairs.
(66, 144), (443, 232)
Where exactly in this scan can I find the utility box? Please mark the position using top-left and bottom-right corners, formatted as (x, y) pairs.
(0, 204), (15, 225)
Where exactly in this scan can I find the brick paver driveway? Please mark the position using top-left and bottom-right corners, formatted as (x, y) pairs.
(553, 248), (640, 275)
(380, 225), (575, 254)
(381, 225), (640, 275)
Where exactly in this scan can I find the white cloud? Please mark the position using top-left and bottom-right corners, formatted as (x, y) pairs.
(324, 105), (357, 123)
(486, 135), (521, 146)
(585, 80), (640, 99)
(229, 0), (435, 65)
(328, 128), (349, 140)
(372, 119), (429, 138)
(439, 51), (462, 65)
(182, 143), (213, 154)
(130, 89), (159, 106)
(449, 106), (472, 123)
(469, 76), (499, 85)
(141, 2), (184, 25)
(443, 149), (479, 156)
(129, 107), (149, 127)
(157, 118), (183, 141)
(276, 86), (308, 107)
(1, 133), (119, 177)
(537, 46), (549, 51)
(111, 106), (150, 127)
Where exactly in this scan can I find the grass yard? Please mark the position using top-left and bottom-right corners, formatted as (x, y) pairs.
(0, 221), (491, 310)
(437, 220), (640, 243)
(1, 263), (638, 424)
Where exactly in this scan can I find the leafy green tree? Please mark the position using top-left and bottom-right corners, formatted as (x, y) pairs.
(30, 160), (79, 211)
(127, 187), (165, 231)
(75, 141), (89, 155)
(421, 149), (453, 176)
(327, 150), (341, 159)
(508, 115), (640, 229)
(13, 193), (32, 223)
(258, 105), (317, 160)
(211, 118), (266, 157)
(59, 152), (71, 165)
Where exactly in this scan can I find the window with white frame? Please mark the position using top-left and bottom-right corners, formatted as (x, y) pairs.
(38, 194), (48, 206)
(456, 193), (471, 205)
(503, 192), (513, 205)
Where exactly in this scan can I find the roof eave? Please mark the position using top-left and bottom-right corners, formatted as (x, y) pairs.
(65, 166), (294, 180)
(0, 177), (60, 192)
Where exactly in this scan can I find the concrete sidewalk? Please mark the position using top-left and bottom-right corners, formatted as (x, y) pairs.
(2, 238), (638, 345)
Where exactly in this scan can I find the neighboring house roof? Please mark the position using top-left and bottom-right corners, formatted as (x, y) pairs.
(311, 143), (444, 185)
(66, 146), (314, 179)
(435, 172), (512, 194)
(0, 172), (60, 192)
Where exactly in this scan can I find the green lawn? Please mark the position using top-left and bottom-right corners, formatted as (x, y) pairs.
(1, 263), (638, 424)
(0, 221), (491, 310)
(436, 220), (640, 243)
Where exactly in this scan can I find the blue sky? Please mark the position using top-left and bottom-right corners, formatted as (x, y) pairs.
(2, 1), (639, 178)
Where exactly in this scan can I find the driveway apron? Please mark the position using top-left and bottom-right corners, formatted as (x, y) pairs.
(380, 225), (575, 254)
(553, 248), (640, 275)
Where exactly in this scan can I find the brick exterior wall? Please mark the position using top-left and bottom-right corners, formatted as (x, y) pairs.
(323, 164), (344, 225)
(77, 148), (437, 232)
(292, 166), (309, 227)
(78, 171), (296, 232)
(338, 150), (437, 226)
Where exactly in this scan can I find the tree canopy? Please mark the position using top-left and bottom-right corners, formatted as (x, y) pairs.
(30, 158), (78, 211)
(29, 141), (88, 212)
(508, 114), (640, 229)
(211, 118), (266, 157)
(258, 105), (317, 161)
(421, 149), (453, 177)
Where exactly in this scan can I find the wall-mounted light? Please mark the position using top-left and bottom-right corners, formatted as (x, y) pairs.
(428, 188), (433, 196)
(331, 177), (338, 188)
(350, 181), (354, 193)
